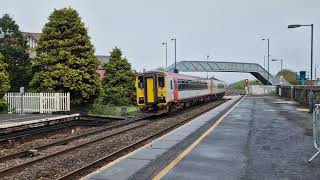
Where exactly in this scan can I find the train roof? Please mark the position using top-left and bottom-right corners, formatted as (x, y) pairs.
(140, 70), (225, 82)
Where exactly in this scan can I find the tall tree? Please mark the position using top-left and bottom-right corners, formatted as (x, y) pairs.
(30, 8), (101, 104)
(103, 47), (136, 106)
(0, 14), (31, 91)
(0, 53), (10, 112)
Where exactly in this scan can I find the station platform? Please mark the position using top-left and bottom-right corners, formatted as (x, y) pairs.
(0, 114), (79, 129)
(86, 96), (320, 180)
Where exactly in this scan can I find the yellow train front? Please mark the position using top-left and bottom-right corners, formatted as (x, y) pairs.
(136, 71), (168, 112)
(136, 70), (226, 113)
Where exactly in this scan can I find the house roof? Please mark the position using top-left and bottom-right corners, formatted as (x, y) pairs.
(22, 32), (42, 42)
(96, 55), (109, 67)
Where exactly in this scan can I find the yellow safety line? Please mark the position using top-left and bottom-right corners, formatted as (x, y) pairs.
(152, 96), (245, 180)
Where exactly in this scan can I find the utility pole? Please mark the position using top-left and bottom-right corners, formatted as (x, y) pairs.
(262, 38), (270, 85)
(288, 24), (314, 82)
(171, 38), (178, 73)
(162, 42), (168, 69)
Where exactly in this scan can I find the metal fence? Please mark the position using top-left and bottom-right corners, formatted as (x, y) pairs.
(277, 85), (320, 106)
(309, 104), (320, 162)
(4, 92), (70, 114)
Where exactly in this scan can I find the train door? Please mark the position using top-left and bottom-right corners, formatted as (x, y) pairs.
(173, 74), (178, 102)
(212, 80), (216, 94)
(146, 78), (155, 103)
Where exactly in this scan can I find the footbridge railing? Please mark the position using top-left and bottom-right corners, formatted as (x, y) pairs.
(166, 61), (278, 85)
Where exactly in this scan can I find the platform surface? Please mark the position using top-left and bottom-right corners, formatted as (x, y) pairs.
(157, 96), (320, 180)
(86, 96), (242, 180)
(87, 96), (320, 180)
(0, 114), (77, 128)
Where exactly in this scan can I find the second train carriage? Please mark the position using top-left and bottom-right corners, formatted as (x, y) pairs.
(136, 70), (226, 112)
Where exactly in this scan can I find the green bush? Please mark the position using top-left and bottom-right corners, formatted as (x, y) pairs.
(0, 99), (7, 113)
(87, 103), (119, 117)
(102, 47), (136, 106)
(87, 102), (137, 117)
(276, 69), (299, 85)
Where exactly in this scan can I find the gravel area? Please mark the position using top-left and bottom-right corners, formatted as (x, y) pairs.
(0, 126), (104, 157)
(0, 118), (133, 157)
(1, 100), (226, 180)
(0, 120), (149, 171)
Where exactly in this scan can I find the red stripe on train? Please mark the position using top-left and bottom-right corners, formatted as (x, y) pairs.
(173, 74), (179, 102)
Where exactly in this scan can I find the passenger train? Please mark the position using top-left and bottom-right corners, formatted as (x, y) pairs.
(136, 70), (226, 112)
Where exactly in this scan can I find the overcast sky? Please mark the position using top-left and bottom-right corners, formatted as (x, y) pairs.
(1, 0), (319, 83)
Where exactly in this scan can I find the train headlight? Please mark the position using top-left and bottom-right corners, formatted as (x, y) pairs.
(138, 97), (144, 104)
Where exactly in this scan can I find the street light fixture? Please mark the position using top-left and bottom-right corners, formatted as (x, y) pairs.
(288, 24), (302, 28)
(288, 24), (314, 82)
(171, 38), (178, 73)
(262, 38), (270, 84)
(162, 42), (168, 69)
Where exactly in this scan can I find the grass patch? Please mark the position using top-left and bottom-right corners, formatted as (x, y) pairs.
(230, 79), (262, 90)
(87, 103), (138, 117)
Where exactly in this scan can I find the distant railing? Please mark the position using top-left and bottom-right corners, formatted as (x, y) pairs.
(309, 104), (320, 162)
(277, 85), (320, 106)
(4, 92), (70, 114)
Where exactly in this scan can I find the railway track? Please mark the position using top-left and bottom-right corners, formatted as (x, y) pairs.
(0, 114), (128, 143)
(0, 114), (158, 163)
(0, 99), (227, 179)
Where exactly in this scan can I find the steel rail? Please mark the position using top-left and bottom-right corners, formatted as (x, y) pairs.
(57, 100), (229, 180)
(0, 123), (76, 143)
(0, 119), (156, 177)
(0, 115), (128, 142)
(0, 114), (156, 163)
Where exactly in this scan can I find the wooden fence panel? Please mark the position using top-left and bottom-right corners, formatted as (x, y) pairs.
(4, 92), (70, 114)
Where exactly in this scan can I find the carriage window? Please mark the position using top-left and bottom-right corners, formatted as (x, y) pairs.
(158, 76), (165, 88)
(138, 76), (143, 89)
(170, 80), (173, 89)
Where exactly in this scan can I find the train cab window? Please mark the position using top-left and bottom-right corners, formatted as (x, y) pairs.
(158, 76), (165, 88)
(138, 76), (144, 89)
(170, 80), (173, 89)
(178, 80), (182, 90)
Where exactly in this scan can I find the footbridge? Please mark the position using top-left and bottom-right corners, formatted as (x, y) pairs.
(166, 61), (284, 85)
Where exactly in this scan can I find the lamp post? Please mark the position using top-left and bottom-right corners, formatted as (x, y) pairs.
(272, 59), (283, 73)
(171, 38), (178, 73)
(315, 65), (319, 84)
(289, 24), (315, 112)
(162, 42), (168, 69)
(262, 38), (270, 85)
(263, 55), (266, 69)
(206, 55), (210, 78)
(272, 59), (284, 85)
(288, 24), (314, 82)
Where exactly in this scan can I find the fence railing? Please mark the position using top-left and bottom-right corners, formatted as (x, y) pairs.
(4, 92), (70, 114)
(309, 104), (320, 162)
